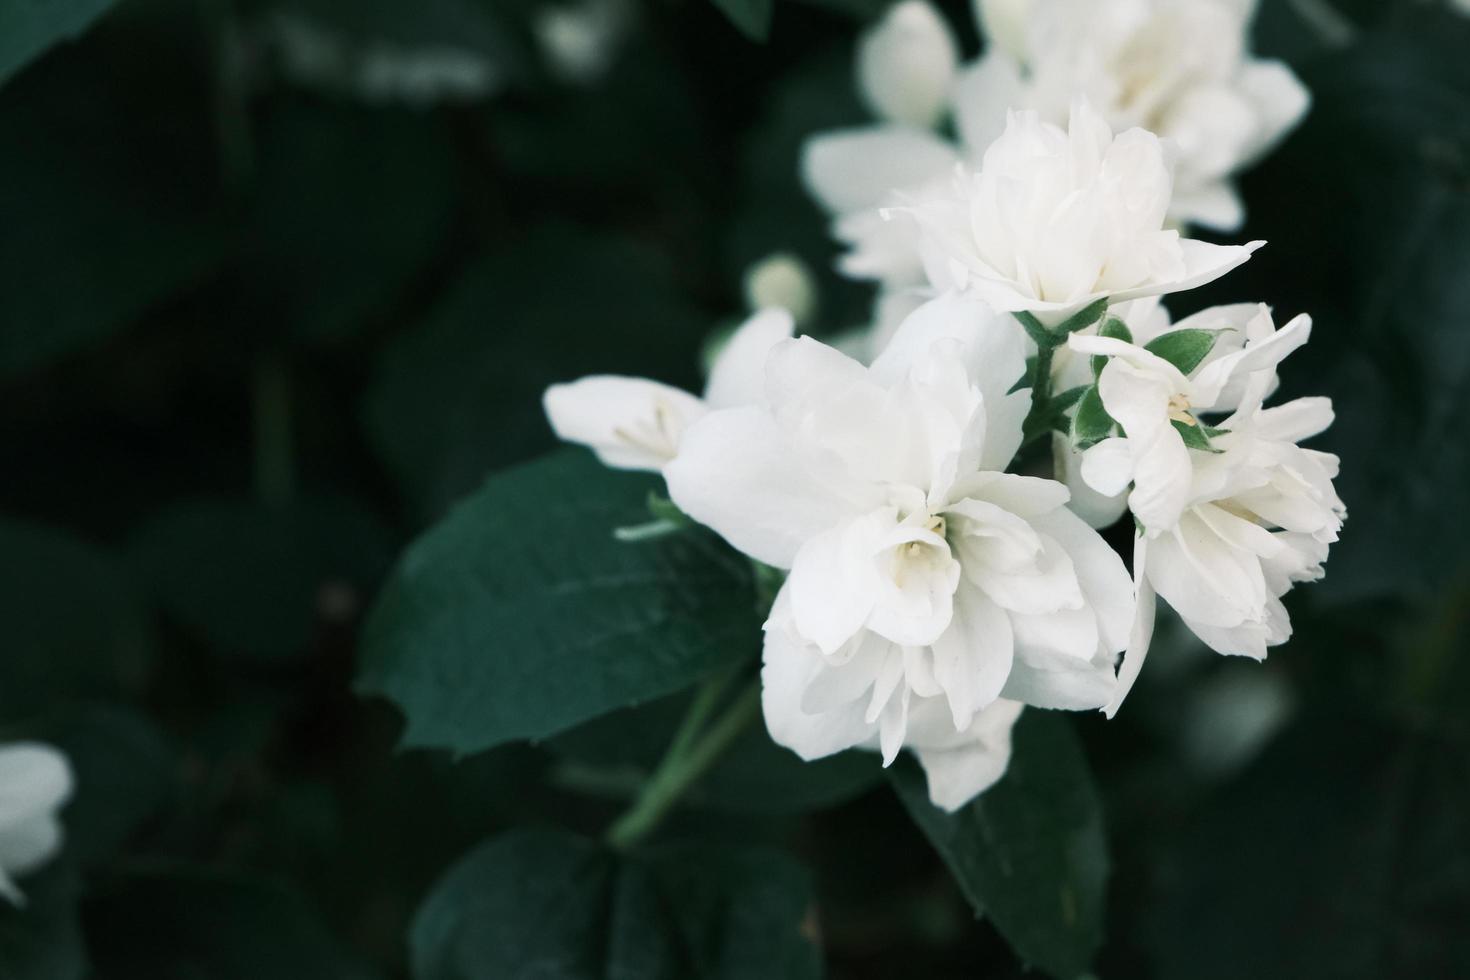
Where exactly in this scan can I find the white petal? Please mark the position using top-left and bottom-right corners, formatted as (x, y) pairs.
(702, 308), (795, 410)
(0, 743), (72, 900)
(802, 125), (960, 215)
(543, 376), (705, 471)
(1104, 535), (1155, 718)
(665, 406), (856, 568)
(1078, 437), (1135, 499)
(761, 595), (877, 761)
(931, 585), (1014, 730)
(788, 519), (881, 655)
(1108, 239), (1264, 305)
(857, 0), (959, 129)
(912, 700), (1024, 811)
(950, 53), (1026, 157)
(1000, 647), (1116, 710)
(1147, 512), (1264, 628)
(1032, 506), (1135, 654)
(1236, 60), (1311, 165)
(1171, 180), (1245, 233)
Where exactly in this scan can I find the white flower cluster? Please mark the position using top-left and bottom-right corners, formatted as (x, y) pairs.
(546, 99), (1340, 810)
(803, 0), (1308, 347)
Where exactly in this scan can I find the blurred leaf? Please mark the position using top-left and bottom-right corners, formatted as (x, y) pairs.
(1228, 7), (1470, 602)
(711, 0), (773, 42)
(0, 0), (120, 86)
(1152, 712), (1470, 979)
(0, 865), (86, 980)
(84, 868), (371, 979)
(0, 520), (153, 720)
(242, 100), (458, 344)
(364, 225), (702, 519)
(411, 828), (819, 979)
(0, 16), (225, 376)
(129, 495), (394, 661)
(357, 450), (760, 755)
(32, 707), (176, 866)
(889, 712), (1108, 979)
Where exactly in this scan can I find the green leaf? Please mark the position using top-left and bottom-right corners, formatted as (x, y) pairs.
(1071, 386), (1115, 450)
(357, 450), (761, 755)
(84, 868), (369, 979)
(0, 29), (225, 376)
(364, 225), (702, 519)
(0, 865), (86, 980)
(411, 828), (820, 979)
(0, 520), (153, 718)
(889, 712), (1108, 979)
(1172, 419), (1221, 453)
(1152, 712), (1470, 979)
(1145, 328), (1219, 376)
(128, 495), (394, 661)
(711, 0), (774, 41)
(1013, 311), (1057, 349)
(1092, 315), (1134, 379)
(1008, 355), (1038, 395)
(0, 0), (120, 86)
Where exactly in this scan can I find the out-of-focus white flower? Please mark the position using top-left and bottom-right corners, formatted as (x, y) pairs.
(543, 309), (795, 471)
(665, 293), (1134, 809)
(534, 0), (634, 84)
(1069, 304), (1308, 532)
(0, 743), (73, 905)
(960, 0), (1310, 231)
(743, 253), (818, 326)
(1073, 309), (1344, 715)
(267, 12), (503, 106)
(857, 0), (960, 129)
(902, 103), (1262, 324)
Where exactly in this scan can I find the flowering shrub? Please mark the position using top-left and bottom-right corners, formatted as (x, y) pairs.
(0, 0), (1467, 977)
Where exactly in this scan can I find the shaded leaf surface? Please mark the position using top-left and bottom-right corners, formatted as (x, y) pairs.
(358, 450), (760, 754)
(411, 828), (819, 979)
(889, 712), (1108, 979)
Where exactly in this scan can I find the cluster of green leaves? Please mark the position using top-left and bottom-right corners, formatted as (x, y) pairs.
(0, 0), (1467, 977)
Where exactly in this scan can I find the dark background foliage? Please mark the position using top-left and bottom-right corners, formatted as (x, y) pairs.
(1, 0), (1467, 976)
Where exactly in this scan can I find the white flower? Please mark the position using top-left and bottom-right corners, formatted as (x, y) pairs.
(1071, 309), (1345, 714)
(801, 1), (964, 297)
(0, 742), (73, 905)
(1069, 304), (1309, 532)
(902, 102), (1262, 324)
(743, 252), (817, 326)
(960, 0), (1310, 231)
(665, 293), (1134, 809)
(534, 0), (634, 85)
(857, 0), (959, 129)
(542, 308), (795, 471)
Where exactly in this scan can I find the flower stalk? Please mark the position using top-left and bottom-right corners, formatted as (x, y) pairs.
(605, 670), (760, 851)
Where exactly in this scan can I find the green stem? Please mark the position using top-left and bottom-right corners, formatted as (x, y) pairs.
(605, 678), (760, 851)
(253, 354), (294, 506)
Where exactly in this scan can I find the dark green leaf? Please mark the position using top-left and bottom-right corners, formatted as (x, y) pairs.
(411, 828), (820, 980)
(129, 495), (394, 661)
(364, 225), (702, 519)
(1071, 386), (1115, 450)
(0, 865), (86, 980)
(711, 0), (774, 41)
(0, 27), (225, 376)
(1153, 712), (1470, 979)
(0, 520), (153, 718)
(1144, 329), (1219, 376)
(1171, 419), (1220, 453)
(1013, 311), (1056, 349)
(1055, 297), (1111, 337)
(84, 868), (370, 979)
(357, 450), (761, 755)
(0, 0), (120, 86)
(889, 712), (1108, 979)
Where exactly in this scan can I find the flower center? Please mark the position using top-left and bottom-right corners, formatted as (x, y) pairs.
(1167, 392), (1195, 425)
(612, 399), (683, 461)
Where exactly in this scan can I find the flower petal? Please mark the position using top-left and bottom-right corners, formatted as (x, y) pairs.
(701, 307), (795, 410)
(802, 125), (960, 215)
(543, 376), (706, 471)
(857, 0), (959, 129)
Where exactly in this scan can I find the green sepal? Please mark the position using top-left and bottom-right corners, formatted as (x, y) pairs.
(1014, 297), (1111, 350)
(647, 492), (693, 528)
(1172, 418), (1223, 453)
(1007, 355), (1038, 395)
(1145, 328), (1219, 375)
(1092, 316), (1134, 379)
(1071, 386), (1115, 450)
